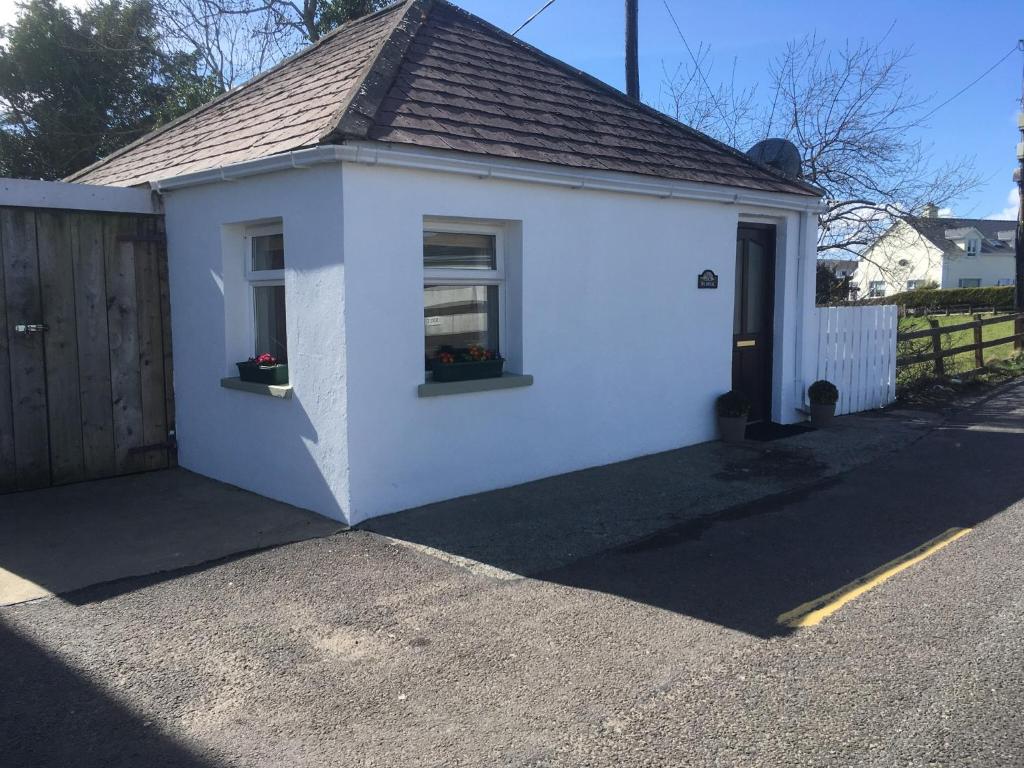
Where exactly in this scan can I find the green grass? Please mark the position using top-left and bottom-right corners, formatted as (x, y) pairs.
(898, 313), (1020, 374)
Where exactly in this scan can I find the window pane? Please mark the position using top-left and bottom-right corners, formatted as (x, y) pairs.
(423, 231), (496, 270)
(252, 233), (284, 271)
(744, 240), (767, 334)
(733, 239), (743, 334)
(424, 284), (499, 367)
(254, 284), (287, 361)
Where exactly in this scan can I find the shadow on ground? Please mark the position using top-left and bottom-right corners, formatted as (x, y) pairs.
(367, 383), (1024, 638)
(0, 618), (221, 767)
(0, 469), (341, 606)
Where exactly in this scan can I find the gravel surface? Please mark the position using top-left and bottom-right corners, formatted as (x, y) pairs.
(3, 383), (1023, 767)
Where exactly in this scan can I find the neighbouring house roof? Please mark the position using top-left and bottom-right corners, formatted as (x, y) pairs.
(67, 0), (819, 197)
(817, 258), (858, 274)
(904, 216), (1017, 257)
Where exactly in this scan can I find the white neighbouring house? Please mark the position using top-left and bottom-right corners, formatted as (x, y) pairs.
(63, 0), (824, 525)
(855, 204), (1017, 299)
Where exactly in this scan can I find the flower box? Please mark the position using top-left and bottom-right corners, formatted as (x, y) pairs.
(431, 358), (504, 383)
(236, 361), (289, 385)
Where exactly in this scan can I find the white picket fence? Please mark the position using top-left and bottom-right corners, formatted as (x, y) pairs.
(815, 305), (898, 415)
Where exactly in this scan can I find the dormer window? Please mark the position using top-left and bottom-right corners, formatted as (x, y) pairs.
(965, 239), (979, 257)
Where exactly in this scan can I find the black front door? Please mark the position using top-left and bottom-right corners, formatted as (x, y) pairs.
(732, 225), (776, 424)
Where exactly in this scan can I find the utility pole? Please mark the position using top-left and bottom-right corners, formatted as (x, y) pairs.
(1016, 40), (1024, 349)
(625, 0), (639, 100)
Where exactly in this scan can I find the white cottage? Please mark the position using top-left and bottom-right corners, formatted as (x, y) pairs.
(855, 206), (1017, 298)
(67, 0), (823, 524)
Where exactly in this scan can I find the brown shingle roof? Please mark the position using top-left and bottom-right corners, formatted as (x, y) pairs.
(68, 0), (819, 197)
(66, 3), (407, 187)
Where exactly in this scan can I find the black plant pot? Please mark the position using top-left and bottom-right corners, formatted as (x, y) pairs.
(431, 358), (504, 383)
(236, 362), (289, 385)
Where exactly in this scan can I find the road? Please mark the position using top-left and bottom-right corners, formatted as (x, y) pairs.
(3, 383), (1024, 766)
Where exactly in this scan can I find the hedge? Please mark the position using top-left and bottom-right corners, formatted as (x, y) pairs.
(862, 285), (1015, 311)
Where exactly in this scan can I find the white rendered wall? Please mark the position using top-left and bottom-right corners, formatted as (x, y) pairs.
(162, 165), (351, 520)
(940, 251), (1016, 288)
(855, 221), (943, 296)
(340, 163), (815, 523)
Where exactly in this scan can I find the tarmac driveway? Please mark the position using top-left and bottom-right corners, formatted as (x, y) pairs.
(0, 469), (341, 605)
(3, 383), (1024, 766)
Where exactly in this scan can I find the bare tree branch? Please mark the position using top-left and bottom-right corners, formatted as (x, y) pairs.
(658, 32), (981, 285)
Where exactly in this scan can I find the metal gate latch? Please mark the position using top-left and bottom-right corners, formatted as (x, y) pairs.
(14, 323), (48, 334)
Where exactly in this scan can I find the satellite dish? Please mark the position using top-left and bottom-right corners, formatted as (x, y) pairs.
(746, 138), (803, 179)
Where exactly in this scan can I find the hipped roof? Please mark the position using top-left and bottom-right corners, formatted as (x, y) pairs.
(68, 0), (819, 197)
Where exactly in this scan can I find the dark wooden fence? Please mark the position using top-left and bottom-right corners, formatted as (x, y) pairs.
(896, 312), (1024, 377)
(0, 207), (174, 493)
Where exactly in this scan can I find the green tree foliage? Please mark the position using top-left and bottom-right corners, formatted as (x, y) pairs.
(864, 286), (1015, 311)
(314, 1), (388, 39)
(0, 0), (220, 180)
(816, 263), (854, 305)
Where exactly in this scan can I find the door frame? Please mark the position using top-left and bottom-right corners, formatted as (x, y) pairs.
(733, 222), (777, 424)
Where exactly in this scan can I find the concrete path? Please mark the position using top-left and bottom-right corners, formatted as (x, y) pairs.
(2, 383), (1023, 766)
(0, 469), (342, 605)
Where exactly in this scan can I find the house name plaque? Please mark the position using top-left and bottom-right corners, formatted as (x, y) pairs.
(697, 269), (719, 289)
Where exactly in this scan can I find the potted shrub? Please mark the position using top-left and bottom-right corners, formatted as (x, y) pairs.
(237, 353), (289, 385)
(808, 379), (839, 427)
(430, 345), (503, 383)
(715, 390), (751, 443)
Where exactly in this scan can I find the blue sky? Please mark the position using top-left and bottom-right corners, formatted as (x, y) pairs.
(460, 0), (1022, 220)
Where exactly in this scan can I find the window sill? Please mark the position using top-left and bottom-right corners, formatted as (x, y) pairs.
(220, 377), (293, 399)
(417, 373), (533, 398)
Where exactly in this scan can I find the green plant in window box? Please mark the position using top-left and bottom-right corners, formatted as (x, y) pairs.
(237, 353), (289, 385)
(430, 345), (504, 382)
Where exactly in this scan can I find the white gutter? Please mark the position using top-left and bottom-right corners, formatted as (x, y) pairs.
(149, 146), (344, 191)
(150, 142), (824, 214)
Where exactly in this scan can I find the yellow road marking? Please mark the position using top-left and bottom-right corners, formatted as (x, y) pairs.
(777, 527), (972, 628)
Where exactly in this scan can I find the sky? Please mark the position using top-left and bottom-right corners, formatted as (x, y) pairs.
(0, 0), (1020, 220)
(460, 0), (1023, 222)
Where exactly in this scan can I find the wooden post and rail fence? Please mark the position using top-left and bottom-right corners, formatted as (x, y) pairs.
(896, 311), (1024, 377)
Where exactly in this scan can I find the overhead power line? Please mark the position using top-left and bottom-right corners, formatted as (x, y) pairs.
(512, 0), (558, 37)
(919, 43), (1020, 122)
(660, 0), (731, 125)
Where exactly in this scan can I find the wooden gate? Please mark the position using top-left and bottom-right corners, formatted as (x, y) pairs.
(0, 207), (174, 493)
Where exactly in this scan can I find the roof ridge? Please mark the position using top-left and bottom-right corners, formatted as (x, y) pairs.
(911, 216), (1015, 225)
(321, 0), (432, 142)
(65, 1), (409, 184)
(417, 0), (821, 197)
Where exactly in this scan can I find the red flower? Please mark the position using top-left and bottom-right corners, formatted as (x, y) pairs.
(251, 353), (277, 367)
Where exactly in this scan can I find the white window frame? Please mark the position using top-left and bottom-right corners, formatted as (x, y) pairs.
(965, 239), (979, 257)
(868, 280), (886, 298)
(423, 221), (507, 366)
(957, 278), (981, 289)
(243, 223), (285, 359)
